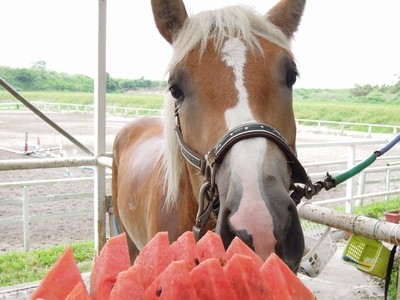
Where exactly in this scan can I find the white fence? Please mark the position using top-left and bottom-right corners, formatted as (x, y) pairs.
(2, 102), (399, 135)
(297, 118), (400, 136)
(0, 102), (163, 117)
(1, 136), (400, 250)
(1, 99), (400, 250)
(297, 139), (400, 212)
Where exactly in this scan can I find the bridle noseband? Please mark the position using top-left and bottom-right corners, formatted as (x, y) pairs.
(174, 107), (310, 240)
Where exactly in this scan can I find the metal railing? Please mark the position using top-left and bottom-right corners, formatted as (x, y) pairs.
(297, 118), (400, 136)
(1, 139), (399, 250)
(0, 101), (163, 117)
(0, 176), (111, 251)
(297, 139), (400, 212)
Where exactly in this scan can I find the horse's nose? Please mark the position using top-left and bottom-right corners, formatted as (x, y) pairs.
(216, 208), (255, 251)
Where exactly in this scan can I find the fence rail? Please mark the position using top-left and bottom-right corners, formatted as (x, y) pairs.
(297, 118), (400, 136)
(1, 104), (400, 251)
(0, 176), (111, 250)
(2, 102), (399, 136)
(0, 102), (163, 117)
(297, 139), (400, 212)
(1, 139), (400, 250)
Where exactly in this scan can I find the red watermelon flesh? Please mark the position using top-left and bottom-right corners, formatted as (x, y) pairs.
(226, 236), (264, 268)
(31, 247), (85, 300)
(144, 260), (198, 300)
(109, 264), (145, 300)
(261, 253), (314, 300)
(90, 233), (131, 300)
(224, 253), (270, 300)
(134, 231), (173, 288)
(33, 230), (314, 299)
(196, 230), (227, 265)
(259, 253), (289, 300)
(169, 231), (199, 270)
(190, 258), (238, 300)
(65, 281), (90, 300)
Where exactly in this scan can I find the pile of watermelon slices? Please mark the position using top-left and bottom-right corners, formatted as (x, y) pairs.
(31, 231), (314, 299)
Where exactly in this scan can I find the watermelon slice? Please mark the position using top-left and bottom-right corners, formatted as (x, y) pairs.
(226, 237), (264, 268)
(90, 233), (131, 300)
(34, 230), (314, 299)
(31, 247), (85, 300)
(134, 231), (173, 288)
(196, 230), (227, 265)
(65, 281), (90, 300)
(109, 264), (145, 300)
(169, 231), (199, 270)
(144, 260), (198, 300)
(224, 253), (269, 299)
(260, 253), (315, 300)
(190, 258), (238, 300)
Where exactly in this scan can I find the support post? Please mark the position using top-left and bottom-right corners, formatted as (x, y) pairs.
(345, 145), (356, 213)
(94, 0), (107, 256)
(22, 186), (30, 251)
(355, 172), (366, 207)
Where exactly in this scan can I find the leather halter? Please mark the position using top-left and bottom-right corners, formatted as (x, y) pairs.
(174, 107), (310, 240)
(175, 113), (308, 184)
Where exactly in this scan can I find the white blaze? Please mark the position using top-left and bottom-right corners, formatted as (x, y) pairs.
(221, 38), (277, 259)
(222, 38), (252, 128)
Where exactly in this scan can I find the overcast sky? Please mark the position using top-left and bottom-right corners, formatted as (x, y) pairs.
(1, 0), (400, 88)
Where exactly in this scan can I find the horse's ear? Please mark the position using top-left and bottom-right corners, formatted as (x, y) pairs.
(266, 0), (306, 38)
(151, 0), (188, 44)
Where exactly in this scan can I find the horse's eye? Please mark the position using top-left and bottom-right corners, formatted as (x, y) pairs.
(285, 60), (298, 88)
(286, 68), (298, 88)
(169, 84), (184, 101)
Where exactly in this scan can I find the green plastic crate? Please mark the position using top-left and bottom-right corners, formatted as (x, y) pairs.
(342, 234), (390, 278)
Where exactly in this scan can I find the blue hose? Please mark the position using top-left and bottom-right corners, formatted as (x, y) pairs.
(377, 133), (400, 156)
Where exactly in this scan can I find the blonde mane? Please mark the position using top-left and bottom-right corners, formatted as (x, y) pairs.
(162, 5), (292, 208)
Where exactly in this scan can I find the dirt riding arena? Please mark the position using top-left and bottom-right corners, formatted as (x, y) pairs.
(1, 110), (397, 251)
(1, 109), (399, 299)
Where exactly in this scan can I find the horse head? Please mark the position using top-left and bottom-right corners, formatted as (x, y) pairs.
(152, 0), (307, 272)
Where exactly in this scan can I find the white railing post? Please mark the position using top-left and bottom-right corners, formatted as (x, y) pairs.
(345, 144), (356, 213)
(385, 168), (391, 201)
(22, 186), (30, 251)
(94, 0), (108, 256)
(355, 172), (366, 207)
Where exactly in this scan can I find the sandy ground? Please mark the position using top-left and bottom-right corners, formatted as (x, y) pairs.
(0, 110), (399, 298)
(300, 240), (386, 299)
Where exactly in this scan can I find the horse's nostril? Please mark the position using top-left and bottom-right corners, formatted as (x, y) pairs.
(224, 208), (231, 217)
(235, 229), (254, 251)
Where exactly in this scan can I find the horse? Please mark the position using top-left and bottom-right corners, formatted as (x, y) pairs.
(112, 0), (308, 272)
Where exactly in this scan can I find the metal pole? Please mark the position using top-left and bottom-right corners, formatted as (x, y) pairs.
(0, 157), (96, 171)
(345, 145), (355, 213)
(0, 77), (93, 156)
(22, 186), (30, 251)
(94, 0), (107, 256)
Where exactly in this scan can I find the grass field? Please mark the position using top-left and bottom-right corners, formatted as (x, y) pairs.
(1, 89), (399, 128)
(0, 241), (93, 287)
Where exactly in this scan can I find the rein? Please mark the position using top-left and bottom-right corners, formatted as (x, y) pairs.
(174, 107), (310, 240)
